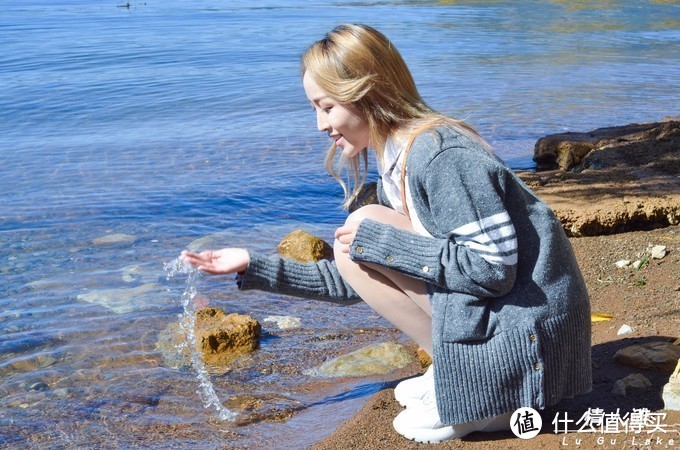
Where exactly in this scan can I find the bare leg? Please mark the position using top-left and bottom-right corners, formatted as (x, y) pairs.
(335, 205), (433, 356)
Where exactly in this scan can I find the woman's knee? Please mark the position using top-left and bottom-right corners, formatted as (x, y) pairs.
(345, 204), (413, 231)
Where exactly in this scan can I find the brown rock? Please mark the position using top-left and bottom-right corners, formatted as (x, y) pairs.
(195, 308), (261, 368)
(156, 307), (260, 372)
(277, 229), (333, 262)
(533, 119), (680, 171)
(348, 182), (379, 213)
(518, 119), (680, 236)
(613, 341), (680, 373)
(416, 347), (432, 369)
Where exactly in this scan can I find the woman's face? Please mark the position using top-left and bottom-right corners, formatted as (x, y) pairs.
(303, 71), (370, 158)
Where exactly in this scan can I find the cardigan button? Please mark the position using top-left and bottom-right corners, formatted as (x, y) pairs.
(356, 246), (364, 254)
(534, 363), (541, 371)
(386, 255), (394, 263)
(422, 266), (430, 273)
(530, 334), (536, 342)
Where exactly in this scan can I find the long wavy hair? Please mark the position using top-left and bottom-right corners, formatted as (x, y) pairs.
(301, 24), (488, 209)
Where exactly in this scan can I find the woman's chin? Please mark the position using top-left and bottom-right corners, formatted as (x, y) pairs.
(341, 145), (363, 159)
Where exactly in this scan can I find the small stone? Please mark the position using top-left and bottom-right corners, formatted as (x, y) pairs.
(417, 347), (432, 369)
(617, 324), (634, 336)
(612, 373), (652, 397)
(53, 388), (70, 398)
(29, 382), (48, 391)
(613, 341), (680, 373)
(263, 316), (301, 330)
(650, 245), (667, 259)
(662, 360), (680, 410)
(615, 260), (631, 268)
(632, 260), (643, 270)
(36, 355), (57, 368)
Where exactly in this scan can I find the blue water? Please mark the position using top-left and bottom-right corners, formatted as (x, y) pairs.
(1, 1), (679, 448)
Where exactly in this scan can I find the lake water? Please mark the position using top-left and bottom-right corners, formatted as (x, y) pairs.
(1, 1), (679, 448)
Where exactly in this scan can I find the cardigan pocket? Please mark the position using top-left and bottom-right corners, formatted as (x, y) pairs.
(435, 292), (498, 343)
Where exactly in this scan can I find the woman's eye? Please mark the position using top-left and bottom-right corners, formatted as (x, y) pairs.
(322, 107), (332, 113)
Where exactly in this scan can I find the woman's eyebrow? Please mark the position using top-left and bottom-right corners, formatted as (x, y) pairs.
(311, 95), (329, 103)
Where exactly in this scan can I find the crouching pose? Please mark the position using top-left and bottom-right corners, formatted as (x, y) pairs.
(181, 24), (592, 443)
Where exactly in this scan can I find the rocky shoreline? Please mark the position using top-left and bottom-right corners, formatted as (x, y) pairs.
(311, 119), (680, 449)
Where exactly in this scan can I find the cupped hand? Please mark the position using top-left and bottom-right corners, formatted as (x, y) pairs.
(180, 248), (250, 275)
(334, 220), (362, 254)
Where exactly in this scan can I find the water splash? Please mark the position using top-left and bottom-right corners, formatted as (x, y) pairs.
(164, 258), (236, 421)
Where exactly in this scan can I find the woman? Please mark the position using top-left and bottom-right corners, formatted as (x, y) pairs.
(181, 24), (592, 443)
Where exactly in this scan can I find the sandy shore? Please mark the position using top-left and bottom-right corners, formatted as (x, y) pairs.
(311, 225), (680, 449)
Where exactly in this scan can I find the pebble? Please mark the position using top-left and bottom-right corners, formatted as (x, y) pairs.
(263, 316), (301, 330)
(632, 260), (643, 269)
(615, 260), (630, 268)
(650, 245), (667, 259)
(617, 324), (634, 336)
(29, 382), (48, 391)
(53, 388), (70, 398)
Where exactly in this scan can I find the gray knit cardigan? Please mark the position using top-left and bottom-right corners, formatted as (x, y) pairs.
(239, 126), (592, 425)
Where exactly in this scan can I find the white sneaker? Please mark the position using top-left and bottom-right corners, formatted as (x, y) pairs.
(393, 365), (435, 408)
(392, 390), (512, 443)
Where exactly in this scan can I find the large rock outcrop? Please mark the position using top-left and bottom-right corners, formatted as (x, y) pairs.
(533, 118), (680, 172)
(520, 118), (680, 236)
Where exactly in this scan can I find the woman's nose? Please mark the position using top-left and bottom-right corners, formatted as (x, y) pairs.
(316, 111), (329, 132)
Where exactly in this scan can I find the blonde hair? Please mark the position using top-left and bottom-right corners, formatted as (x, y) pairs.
(301, 24), (488, 209)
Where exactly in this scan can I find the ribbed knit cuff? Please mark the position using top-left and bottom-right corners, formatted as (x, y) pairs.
(238, 251), (278, 292)
(350, 219), (443, 283)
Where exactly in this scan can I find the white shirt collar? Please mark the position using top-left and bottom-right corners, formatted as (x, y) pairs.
(381, 135), (407, 176)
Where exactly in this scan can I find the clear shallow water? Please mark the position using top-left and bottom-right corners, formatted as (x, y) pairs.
(1, 1), (679, 448)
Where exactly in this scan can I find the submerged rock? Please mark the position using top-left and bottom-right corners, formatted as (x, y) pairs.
(92, 233), (137, 246)
(277, 229), (333, 262)
(156, 307), (260, 372)
(304, 342), (412, 378)
(195, 308), (261, 367)
(77, 283), (158, 314)
(263, 315), (301, 330)
(613, 341), (680, 373)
